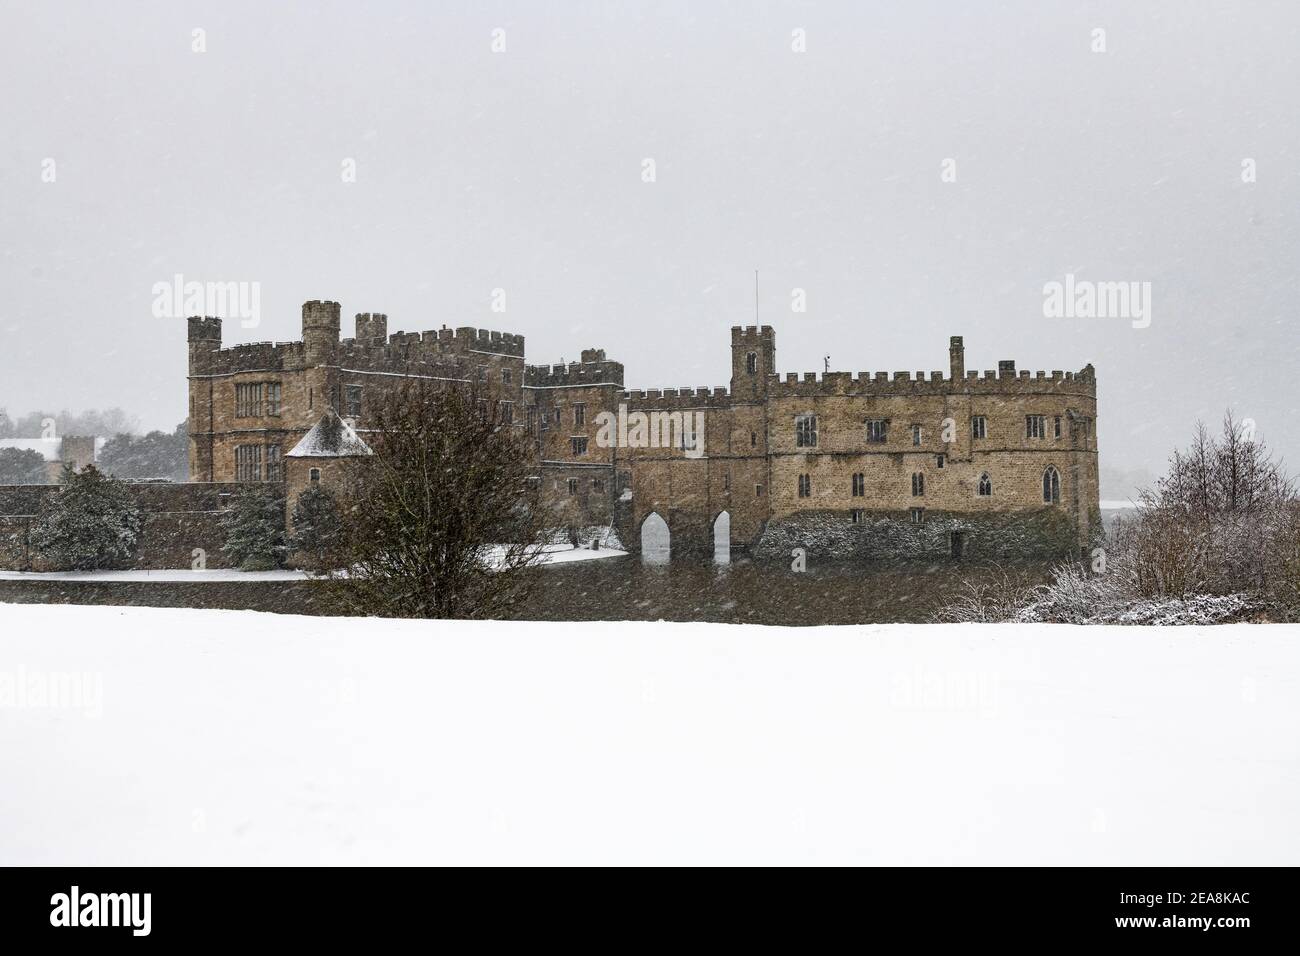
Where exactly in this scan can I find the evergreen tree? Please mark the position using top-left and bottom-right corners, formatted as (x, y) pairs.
(220, 486), (287, 570)
(0, 447), (48, 484)
(98, 422), (188, 481)
(29, 464), (143, 570)
(288, 486), (342, 569)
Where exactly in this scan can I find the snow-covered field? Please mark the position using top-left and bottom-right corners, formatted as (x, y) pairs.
(1, 603), (1297, 865)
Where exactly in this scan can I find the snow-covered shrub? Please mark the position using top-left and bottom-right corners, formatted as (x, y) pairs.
(936, 559), (1264, 626)
(930, 569), (1038, 623)
(29, 463), (142, 570)
(220, 486), (287, 571)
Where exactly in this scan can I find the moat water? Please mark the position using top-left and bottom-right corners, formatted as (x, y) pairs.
(0, 556), (1054, 625)
(525, 555), (1052, 625)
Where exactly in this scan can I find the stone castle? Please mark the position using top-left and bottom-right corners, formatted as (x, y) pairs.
(187, 301), (1100, 560)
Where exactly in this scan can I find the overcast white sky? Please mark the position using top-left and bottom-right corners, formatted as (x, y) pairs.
(1, 1), (1297, 482)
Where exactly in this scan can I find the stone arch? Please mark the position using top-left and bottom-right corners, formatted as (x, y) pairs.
(640, 511), (671, 564)
(712, 510), (731, 564)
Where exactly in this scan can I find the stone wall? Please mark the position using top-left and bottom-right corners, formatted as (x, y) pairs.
(0, 482), (244, 570)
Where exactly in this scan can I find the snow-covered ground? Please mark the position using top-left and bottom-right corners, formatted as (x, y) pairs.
(1, 604), (1296, 865)
(0, 544), (626, 583)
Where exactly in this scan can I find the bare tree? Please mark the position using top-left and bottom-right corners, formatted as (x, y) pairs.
(1124, 411), (1297, 608)
(329, 379), (550, 618)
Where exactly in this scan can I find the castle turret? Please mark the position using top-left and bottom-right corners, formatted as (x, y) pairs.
(731, 325), (775, 400)
(303, 300), (341, 366)
(187, 316), (222, 375)
(355, 312), (387, 346)
(949, 335), (965, 382)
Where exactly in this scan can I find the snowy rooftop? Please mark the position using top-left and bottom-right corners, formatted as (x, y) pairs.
(286, 409), (373, 458)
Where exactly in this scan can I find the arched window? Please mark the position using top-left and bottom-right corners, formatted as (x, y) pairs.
(911, 472), (925, 497)
(977, 473), (991, 496)
(309, 467), (321, 485)
(1042, 466), (1060, 503)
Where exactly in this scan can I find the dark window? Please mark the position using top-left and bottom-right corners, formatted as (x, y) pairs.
(567, 478), (579, 496)
(265, 382), (282, 417)
(911, 424), (922, 446)
(865, 419), (888, 443)
(797, 474), (811, 498)
(911, 472), (925, 497)
(750, 431), (757, 447)
(978, 473), (992, 496)
(234, 444), (262, 482)
(499, 401), (514, 424)
(971, 416), (987, 439)
(235, 383), (262, 418)
(527, 405), (537, 434)
(574, 403), (586, 426)
(502, 368), (512, 385)
(344, 384), (362, 420)
(851, 472), (864, 497)
(795, 414), (817, 448)
(309, 467), (320, 485)
(571, 436), (588, 456)
(936, 454), (945, 469)
(746, 352), (757, 374)
(910, 507), (925, 524)
(755, 483), (764, 497)
(1054, 415), (1062, 438)
(477, 400), (488, 421)
(850, 508), (863, 524)
(592, 478), (604, 493)
(477, 366), (488, 382)
(1026, 415), (1046, 439)
(1043, 466), (1061, 503)
(264, 445), (282, 482)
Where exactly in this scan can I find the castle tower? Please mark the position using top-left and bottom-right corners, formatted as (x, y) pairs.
(302, 300), (341, 416)
(186, 316), (222, 481)
(730, 325), (776, 400)
(187, 316), (222, 376)
(303, 300), (341, 366)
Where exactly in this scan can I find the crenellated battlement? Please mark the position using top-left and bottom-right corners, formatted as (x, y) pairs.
(763, 363), (1097, 398)
(186, 315), (222, 342)
(201, 340), (303, 375)
(524, 357), (625, 388)
(621, 385), (733, 409)
(731, 324), (775, 342)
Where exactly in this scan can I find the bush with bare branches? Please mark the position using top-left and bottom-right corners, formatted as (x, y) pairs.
(327, 380), (551, 618)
